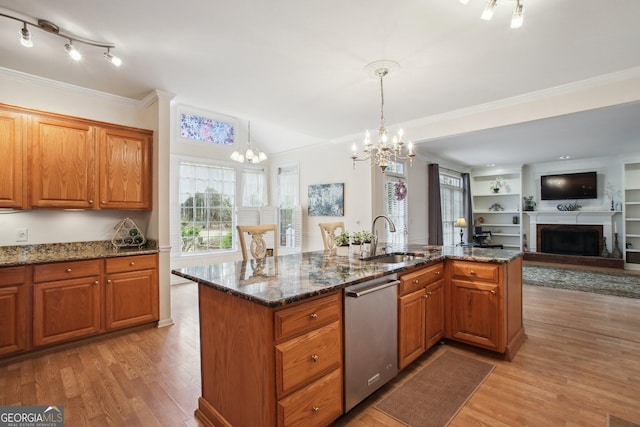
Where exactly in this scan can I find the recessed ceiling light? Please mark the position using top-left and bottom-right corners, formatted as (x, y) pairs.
(486, 163), (495, 167)
(559, 156), (571, 160)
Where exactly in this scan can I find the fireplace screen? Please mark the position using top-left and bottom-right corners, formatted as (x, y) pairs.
(540, 228), (599, 256)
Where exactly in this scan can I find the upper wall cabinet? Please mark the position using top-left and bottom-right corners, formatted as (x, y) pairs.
(30, 115), (98, 209)
(0, 108), (27, 209)
(99, 127), (152, 210)
(0, 103), (153, 211)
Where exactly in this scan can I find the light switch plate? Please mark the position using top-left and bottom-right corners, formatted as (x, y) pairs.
(16, 227), (28, 242)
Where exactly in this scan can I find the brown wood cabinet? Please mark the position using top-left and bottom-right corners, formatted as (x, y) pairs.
(0, 108), (27, 209)
(105, 254), (159, 330)
(0, 266), (30, 355)
(196, 288), (343, 427)
(24, 253), (159, 351)
(397, 262), (445, 369)
(0, 103), (152, 210)
(446, 256), (525, 360)
(99, 127), (152, 210)
(33, 259), (102, 347)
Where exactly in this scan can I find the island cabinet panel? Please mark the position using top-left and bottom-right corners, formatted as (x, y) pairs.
(32, 260), (102, 347)
(98, 127), (152, 210)
(196, 288), (343, 427)
(30, 115), (97, 209)
(398, 262), (444, 370)
(446, 256), (525, 360)
(0, 108), (27, 209)
(0, 266), (30, 356)
(104, 254), (158, 330)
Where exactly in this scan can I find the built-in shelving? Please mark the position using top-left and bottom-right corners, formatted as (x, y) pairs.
(470, 167), (522, 250)
(624, 163), (640, 269)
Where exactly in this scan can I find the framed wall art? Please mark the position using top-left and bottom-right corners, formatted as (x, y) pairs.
(308, 183), (344, 216)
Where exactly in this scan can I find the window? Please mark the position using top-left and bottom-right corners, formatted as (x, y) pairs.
(278, 165), (299, 248)
(385, 161), (408, 247)
(242, 167), (267, 207)
(179, 162), (235, 254)
(440, 172), (464, 246)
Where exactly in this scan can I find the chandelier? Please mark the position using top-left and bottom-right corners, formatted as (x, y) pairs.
(351, 60), (415, 173)
(230, 120), (268, 164)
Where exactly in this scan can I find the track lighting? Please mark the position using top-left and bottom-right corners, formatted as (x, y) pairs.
(20, 23), (32, 47)
(104, 48), (122, 67)
(511, 0), (524, 29)
(480, 0), (497, 21)
(1, 11), (122, 66)
(64, 41), (82, 61)
(460, 0), (525, 29)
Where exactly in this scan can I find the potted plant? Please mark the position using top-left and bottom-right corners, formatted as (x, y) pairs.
(522, 196), (536, 211)
(335, 231), (351, 257)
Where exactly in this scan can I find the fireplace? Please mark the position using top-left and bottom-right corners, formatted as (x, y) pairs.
(537, 224), (603, 257)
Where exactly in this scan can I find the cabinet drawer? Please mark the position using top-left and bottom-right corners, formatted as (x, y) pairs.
(105, 254), (157, 273)
(274, 293), (341, 342)
(33, 259), (101, 283)
(0, 266), (27, 286)
(399, 262), (444, 295)
(450, 261), (499, 283)
(277, 368), (343, 427)
(276, 321), (342, 397)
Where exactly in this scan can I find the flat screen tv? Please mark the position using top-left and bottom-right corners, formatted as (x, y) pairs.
(540, 171), (597, 200)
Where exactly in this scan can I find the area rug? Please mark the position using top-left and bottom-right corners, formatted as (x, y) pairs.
(608, 414), (640, 427)
(374, 351), (494, 427)
(523, 264), (640, 299)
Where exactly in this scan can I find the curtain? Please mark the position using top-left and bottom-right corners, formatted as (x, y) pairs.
(428, 164), (443, 245)
(242, 168), (267, 207)
(462, 173), (473, 241)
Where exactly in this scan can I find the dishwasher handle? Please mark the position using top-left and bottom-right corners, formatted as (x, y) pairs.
(346, 279), (400, 298)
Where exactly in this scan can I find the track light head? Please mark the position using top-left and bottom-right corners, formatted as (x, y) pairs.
(511, 0), (524, 28)
(20, 23), (33, 47)
(64, 41), (82, 61)
(104, 49), (122, 67)
(481, 0), (498, 20)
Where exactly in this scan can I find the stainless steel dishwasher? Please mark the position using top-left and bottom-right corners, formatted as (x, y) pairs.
(344, 274), (399, 412)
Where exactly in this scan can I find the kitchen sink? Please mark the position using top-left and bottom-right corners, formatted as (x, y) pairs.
(365, 253), (421, 264)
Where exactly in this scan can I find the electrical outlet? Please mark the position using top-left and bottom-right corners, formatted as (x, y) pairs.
(16, 227), (28, 242)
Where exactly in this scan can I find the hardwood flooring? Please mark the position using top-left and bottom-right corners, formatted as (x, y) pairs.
(1, 265), (640, 426)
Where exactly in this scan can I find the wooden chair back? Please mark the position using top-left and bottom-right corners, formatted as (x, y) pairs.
(237, 224), (278, 261)
(318, 222), (345, 250)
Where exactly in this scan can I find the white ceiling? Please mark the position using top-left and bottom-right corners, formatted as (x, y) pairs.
(1, 0), (639, 167)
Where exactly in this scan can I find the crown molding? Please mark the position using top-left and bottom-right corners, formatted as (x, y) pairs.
(0, 66), (147, 107)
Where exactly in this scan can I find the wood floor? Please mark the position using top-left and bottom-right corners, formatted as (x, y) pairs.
(1, 264), (640, 426)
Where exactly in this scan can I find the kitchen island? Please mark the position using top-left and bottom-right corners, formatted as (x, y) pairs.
(172, 245), (524, 427)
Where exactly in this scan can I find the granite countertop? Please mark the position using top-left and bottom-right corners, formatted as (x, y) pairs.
(172, 245), (522, 307)
(0, 240), (159, 267)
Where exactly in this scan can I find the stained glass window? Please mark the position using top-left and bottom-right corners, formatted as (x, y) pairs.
(179, 113), (235, 145)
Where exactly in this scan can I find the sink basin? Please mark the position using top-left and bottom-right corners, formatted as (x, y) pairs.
(365, 253), (421, 264)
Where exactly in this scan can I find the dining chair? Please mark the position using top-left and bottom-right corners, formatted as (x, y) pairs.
(237, 224), (278, 261)
(318, 222), (345, 250)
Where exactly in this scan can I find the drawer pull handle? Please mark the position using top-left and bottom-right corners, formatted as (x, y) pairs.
(435, 271), (440, 275)
(311, 354), (319, 362)
(310, 313), (318, 319)
(312, 406), (320, 414)
(490, 289), (496, 295)
(130, 262), (135, 266)
(413, 279), (419, 284)
(470, 270), (476, 275)
(66, 268), (72, 273)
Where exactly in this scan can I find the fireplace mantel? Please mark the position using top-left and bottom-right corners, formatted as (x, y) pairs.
(524, 211), (622, 252)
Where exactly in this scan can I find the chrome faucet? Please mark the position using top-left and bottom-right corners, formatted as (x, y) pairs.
(371, 215), (396, 256)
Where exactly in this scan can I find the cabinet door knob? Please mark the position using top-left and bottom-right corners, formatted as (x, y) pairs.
(435, 271), (440, 275)
(413, 279), (419, 284)
(88, 200), (94, 204)
(66, 268), (72, 273)
(311, 354), (319, 362)
(108, 280), (112, 284)
(490, 289), (496, 295)
(94, 280), (99, 285)
(470, 270), (476, 275)
(312, 406), (320, 414)
(101, 200), (106, 204)
(310, 313), (318, 319)
(130, 262), (135, 266)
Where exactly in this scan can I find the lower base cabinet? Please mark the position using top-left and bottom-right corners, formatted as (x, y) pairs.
(1, 253), (159, 356)
(0, 266), (29, 356)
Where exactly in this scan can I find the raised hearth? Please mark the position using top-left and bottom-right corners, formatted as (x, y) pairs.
(523, 252), (624, 269)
